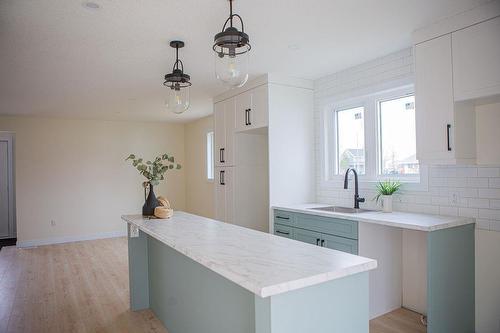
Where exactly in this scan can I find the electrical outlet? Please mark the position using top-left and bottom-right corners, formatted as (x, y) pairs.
(50, 220), (56, 226)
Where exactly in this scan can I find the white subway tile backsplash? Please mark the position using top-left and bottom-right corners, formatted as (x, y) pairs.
(478, 189), (500, 199)
(489, 178), (500, 188)
(458, 207), (479, 218)
(478, 209), (500, 221)
(490, 220), (500, 232)
(468, 198), (490, 209)
(490, 200), (500, 209)
(439, 206), (459, 216)
(478, 167), (500, 177)
(475, 219), (491, 230)
(467, 178), (489, 188)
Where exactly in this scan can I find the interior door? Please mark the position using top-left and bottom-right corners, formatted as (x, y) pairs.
(0, 141), (10, 238)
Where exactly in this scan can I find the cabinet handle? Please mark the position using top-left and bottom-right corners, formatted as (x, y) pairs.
(321, 239), (325, 247)
(275, 216), (290, 220)
(247, 108), (252, 126)
(316, 238), (320, 246)
(220, 170), (225, 185)
(220, 148), (225, 163)
(275, 230), (290, 235)
(446, 124), (452, 151)
(245, 109), (249, 126)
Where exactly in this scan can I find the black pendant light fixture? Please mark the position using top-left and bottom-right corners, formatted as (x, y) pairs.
(164, 40), (191, 114)
(213, 0), (251, 88)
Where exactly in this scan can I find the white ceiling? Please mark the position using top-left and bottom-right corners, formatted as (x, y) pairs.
(0, 0), (490, 123)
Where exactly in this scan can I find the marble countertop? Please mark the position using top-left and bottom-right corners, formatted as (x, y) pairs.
(273, 203), (475, 232)
(122, 212), (377, 298)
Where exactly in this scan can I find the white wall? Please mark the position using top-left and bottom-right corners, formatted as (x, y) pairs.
(0, 116), (185, 246)
(184, 115), (215, 218)
(313, 48), (500, 332)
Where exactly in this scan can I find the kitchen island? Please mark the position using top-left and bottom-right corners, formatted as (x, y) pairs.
(122, 213), (377, 333)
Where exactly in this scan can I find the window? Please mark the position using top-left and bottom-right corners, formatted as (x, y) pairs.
(326, 86), (420, 183)
(206, 131), (214, 180)
(378, 95), (418, 175)
(336, 107), (365, 175)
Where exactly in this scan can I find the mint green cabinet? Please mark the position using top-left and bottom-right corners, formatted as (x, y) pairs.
(294, 228), (322, 246)
(273, 210), (358, 255)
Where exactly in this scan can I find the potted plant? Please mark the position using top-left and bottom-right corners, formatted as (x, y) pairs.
(126, 153), (181, 216)
(374, 180), (401, 213)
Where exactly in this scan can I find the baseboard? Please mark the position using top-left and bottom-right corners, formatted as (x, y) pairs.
(16, 230), (127, 248)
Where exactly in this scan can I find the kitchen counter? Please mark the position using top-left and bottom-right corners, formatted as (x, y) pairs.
(123, 212), (377, 333)
(272, 203), (474, 231)
(123, 212), (376, 297)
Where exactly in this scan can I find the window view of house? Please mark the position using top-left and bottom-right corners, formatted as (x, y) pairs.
(336, 106), (365, 174)
(378, 95), (418, 175)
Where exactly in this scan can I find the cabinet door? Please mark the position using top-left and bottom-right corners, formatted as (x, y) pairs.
(321, 234), (358, 255)
(214, 167), (226, 222)
(215, 167), (234, 223)
(294, 228), (322, 246)
(235, 90), (252, 132)
(415, 34), (455, 163)
(224, 98), (235, 166)
(274, 224), (295, 239)
(214, 102), (226, 167)
(247, 84), (268, 130)
(452, 17), (500, 101)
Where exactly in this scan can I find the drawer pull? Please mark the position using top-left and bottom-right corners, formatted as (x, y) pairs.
(316, 238), (320, 246)
(275, 230), (290, 235)
(321, 239), (325, 247)
(276, 216), (290, 220)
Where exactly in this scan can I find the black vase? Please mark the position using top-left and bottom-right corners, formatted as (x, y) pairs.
(142, 183), (159, 216)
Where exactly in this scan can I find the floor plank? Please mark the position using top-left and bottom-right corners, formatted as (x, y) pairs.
(0, 237), (426, 333)
(370, 308), (427, 333)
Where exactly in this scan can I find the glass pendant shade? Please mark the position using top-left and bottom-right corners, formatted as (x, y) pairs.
(166, 85), (190, 114)
(215, 47), (249, 88)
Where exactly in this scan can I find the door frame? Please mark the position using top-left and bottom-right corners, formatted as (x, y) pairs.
(0, 132), (16, 239)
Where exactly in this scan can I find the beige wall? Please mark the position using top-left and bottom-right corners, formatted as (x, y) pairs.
(476, 102), (500, 165)
(0, 116), (185, 245)
(184, 115), (214, 218)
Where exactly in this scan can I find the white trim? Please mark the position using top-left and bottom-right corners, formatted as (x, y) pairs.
(16, 230), (127, 248)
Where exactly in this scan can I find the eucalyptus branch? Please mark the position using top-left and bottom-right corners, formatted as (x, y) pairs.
(126, 153), (182, 186)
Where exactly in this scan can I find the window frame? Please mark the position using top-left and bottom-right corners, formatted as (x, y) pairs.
(206, 131), (214, 181)
(323, 85), (427, 190)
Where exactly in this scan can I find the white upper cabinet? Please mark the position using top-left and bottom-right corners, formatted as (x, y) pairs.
(415, 34), (476, 164)
(235, 84), (269, 132)
(452, 16), (500, 101)
(214, 98), (235, 167)
(415, 35), (455, 163)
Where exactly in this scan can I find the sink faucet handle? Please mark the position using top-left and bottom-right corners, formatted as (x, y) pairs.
(358, 197), (365, 203)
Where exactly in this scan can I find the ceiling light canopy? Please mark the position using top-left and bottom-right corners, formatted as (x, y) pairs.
(164, 41), (191, 114)
(213, 0), (251, 88)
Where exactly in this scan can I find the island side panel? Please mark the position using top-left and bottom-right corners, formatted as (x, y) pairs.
(127, 225), (150, 311)
(147, 236), (256, 333)
(427, 224), (475, 333)
(255, 272), (370, 333)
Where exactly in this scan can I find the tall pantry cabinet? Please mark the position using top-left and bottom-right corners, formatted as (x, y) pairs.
(213, 74), (315, 233)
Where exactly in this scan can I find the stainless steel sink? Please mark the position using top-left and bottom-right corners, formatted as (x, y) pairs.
(309, 206), (374, 214)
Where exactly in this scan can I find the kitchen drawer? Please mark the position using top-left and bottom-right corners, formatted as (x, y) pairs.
(274, 224), (295, 239)
(321, 233), (358, 255)
(295, 213), (358, 240)
(273, 210), (296, 226)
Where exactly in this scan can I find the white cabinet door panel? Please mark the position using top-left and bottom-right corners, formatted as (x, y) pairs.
(415, 34), (455, 162)
(214, 102), (226, 167)
(452, 17), (500, 101)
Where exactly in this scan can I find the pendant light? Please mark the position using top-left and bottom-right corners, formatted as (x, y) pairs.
(213, 0), (251, 88)
(164, 41), (191, 114)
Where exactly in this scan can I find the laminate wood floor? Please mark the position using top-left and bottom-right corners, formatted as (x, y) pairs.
(370, 308), (427, 333)
(0, 237), (167, 333)
(0, 237), (426, 333)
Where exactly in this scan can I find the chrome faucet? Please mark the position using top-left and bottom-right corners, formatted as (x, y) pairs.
(343, 168), (365, 209)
